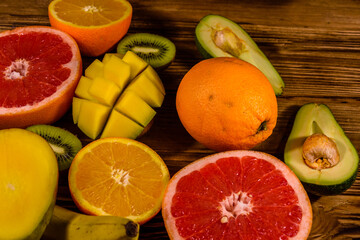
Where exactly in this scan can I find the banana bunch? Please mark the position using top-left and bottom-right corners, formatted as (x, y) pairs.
(43, 205), (139, 240)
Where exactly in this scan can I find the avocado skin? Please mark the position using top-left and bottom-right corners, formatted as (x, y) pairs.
(195, 36), (213, 59)
(284, 103), (359, 196)
(302, 170), (358, 196)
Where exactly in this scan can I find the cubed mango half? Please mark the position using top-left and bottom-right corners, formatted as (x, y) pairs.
(72, 50), (165, 140)
(85, 59), (104, 79)
(126, 72), (164, 108)
(114, 90), (156, 127)
(100, 110), (144, 139)
(88, 77), (121, 106)
(77, 101), (111, 139)
(122, 50), (148, 79)
(103, 55), (131, 91)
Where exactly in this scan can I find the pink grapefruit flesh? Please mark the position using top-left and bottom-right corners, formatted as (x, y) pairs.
(162, 150), (313, 240)
(0, 26), (82, 129)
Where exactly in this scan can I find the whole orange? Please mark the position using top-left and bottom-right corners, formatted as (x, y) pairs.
(176, 57), (278, 151)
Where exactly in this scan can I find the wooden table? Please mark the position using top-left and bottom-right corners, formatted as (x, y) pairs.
(2, 0), (360, 239)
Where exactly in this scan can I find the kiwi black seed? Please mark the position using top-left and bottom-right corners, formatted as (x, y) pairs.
(26, 124), (82, 171)
(117, 33), (176, 69)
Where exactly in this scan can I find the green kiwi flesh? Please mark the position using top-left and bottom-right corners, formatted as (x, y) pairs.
(117, 33), (176, 69)
(26, 125), (82, 171)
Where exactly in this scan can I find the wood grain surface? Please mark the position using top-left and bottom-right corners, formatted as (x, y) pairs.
(1, 0), (360, 239)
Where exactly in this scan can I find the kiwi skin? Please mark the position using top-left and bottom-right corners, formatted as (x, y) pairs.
(117, 33), (176, 70)
(26, 124), (82, 171)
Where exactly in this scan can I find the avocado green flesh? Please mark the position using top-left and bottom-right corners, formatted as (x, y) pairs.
(284, 103), (359, 190)
(195, 14), (285, 96)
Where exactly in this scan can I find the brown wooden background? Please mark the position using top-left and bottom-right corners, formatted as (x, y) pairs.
(1, 0), (360, 239)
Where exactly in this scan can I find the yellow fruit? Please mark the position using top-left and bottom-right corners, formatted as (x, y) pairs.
(75, 76), (95, 101)
(77, 101), (111, 139)
(103, 55), (131, 90)
(126, 73), (164, 108)
(103, 53), (125, 64)
(114, 90), (156, 127)
(101, 110), (144, 139)
(0, 128), (58, 240)
(88, 77), (121, 106)
(85, 59), (104, 79)
(72, 97), (85, 124)
(122, 51), (148, 79)
(142, 66), (166, 95)
(73, 51), (165, 139)
(43, 205), (139, 240)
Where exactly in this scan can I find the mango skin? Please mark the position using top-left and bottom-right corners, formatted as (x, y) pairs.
(25, 198), (56, 240)
(0, 128), (58, 240)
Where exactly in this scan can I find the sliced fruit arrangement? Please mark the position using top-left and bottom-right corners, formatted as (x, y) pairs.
(48, 0), (132, 56)
(0, 128), (58, 240)
(195, 14), (285, 96)
(43, 205), (139, 240)
(0, 26), (82, 129)
(26, 124), (82, 171)
(117, 33), (176, 69)
(73, 50), (165, 140)
(284, 103), (359, 195)
(68, 137), (170, 224)
(162, 150), (312, 239)
(176, 57), (277, 151)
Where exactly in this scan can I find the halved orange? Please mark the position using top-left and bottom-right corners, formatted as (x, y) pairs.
(48, 0), (133, 57)
(68, 137), (170, 224)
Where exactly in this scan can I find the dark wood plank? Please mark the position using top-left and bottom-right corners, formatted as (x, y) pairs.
(1, 0), (360, 239)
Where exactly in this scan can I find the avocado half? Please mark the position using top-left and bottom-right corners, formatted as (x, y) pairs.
(195, 14), (285, 96)
(284, 103), (359, 196)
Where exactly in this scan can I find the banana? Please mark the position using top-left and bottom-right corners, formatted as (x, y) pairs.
(43, 205), (139, 240)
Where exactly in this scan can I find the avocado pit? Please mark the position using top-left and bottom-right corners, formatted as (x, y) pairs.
(211, 26), (246, 58)
(302, 133), (340, 170)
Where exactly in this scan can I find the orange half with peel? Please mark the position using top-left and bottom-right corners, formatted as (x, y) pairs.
(68, 137), (170, 224)
(48, 0), (132, 56)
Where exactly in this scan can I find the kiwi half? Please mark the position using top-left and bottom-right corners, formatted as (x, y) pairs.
(26, 125), (82, 171)
(117, 33), (176, 69)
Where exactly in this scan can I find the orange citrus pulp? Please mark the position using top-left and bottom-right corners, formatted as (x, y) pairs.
(48, 0), (132, 56)
(68, 137), (170, 224)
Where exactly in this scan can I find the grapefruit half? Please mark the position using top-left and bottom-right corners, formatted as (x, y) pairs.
(0, 26), (82, 129)
(162, 150), (312, 240)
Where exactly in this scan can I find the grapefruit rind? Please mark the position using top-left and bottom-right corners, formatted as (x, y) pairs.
(162, 150), (312, 240)
(68, 137), (170, 224)
(0, 26), (82, 129)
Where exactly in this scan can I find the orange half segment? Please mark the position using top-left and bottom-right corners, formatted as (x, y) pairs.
(68, 137), (170, 224)
(48, 0), (132, 56)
